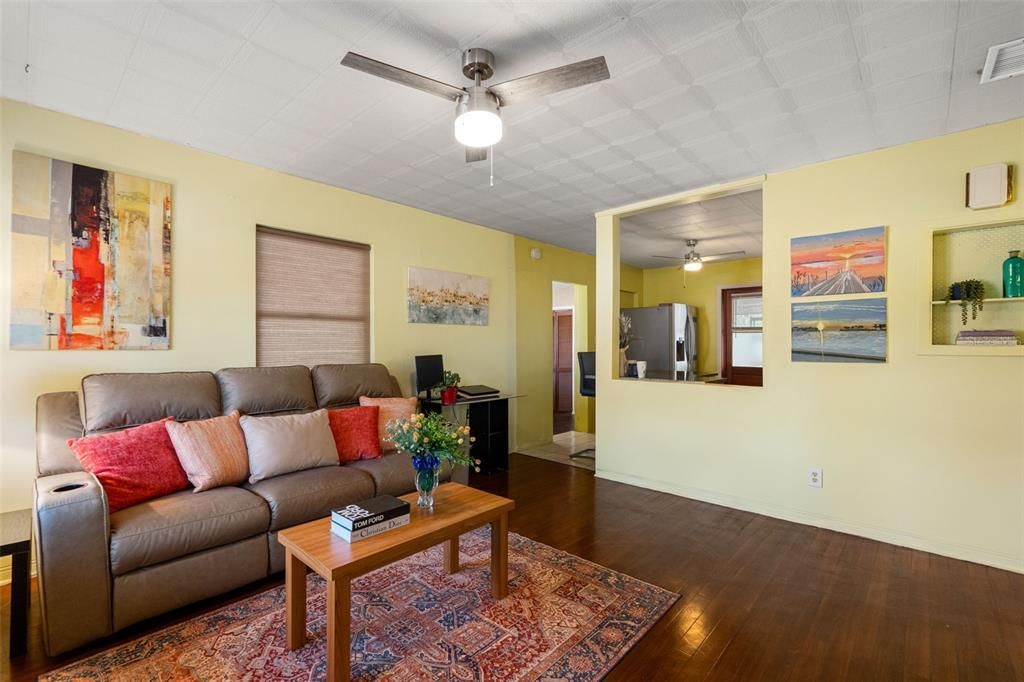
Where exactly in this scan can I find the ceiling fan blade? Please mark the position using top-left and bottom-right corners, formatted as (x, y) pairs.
(465, 146), (488, 163)
(340, 52), (465, 102)
(488, 56), (609, 107)
(702, 250), (747, 262)
(650, 255), (686, 260)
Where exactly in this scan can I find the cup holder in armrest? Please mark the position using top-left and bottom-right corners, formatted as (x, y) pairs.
(51, 483), (87, 493)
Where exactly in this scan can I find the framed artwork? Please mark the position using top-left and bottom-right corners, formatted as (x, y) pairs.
(407, 266), (489, 325)
(10, 151), (171, 350)
(791, 298), (887, 363)
(790, 226), (886, 297)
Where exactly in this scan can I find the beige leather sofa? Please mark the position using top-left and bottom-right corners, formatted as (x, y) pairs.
(33, 364), (444, 656)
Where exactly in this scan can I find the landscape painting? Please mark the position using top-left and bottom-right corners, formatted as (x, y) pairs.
(408, 266), (489, 325)
(791, 226), (885, 296)
(10, 151), (171, 350)
(792, 298), (887, 363)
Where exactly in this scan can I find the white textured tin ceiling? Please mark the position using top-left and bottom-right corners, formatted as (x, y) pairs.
(2, 1), (1022, 266)
(622, 190), (763, 268)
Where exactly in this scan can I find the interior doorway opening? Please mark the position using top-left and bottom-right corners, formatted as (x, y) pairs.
(552, 281), (577, 435)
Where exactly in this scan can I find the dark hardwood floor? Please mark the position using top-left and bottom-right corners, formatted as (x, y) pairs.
(6, 453), (1024, 680)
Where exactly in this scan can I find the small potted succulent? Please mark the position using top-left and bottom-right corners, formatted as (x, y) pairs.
(386, 412), (479, 508)
(437, 369), (461, 406)
(945, 279), (985, 325)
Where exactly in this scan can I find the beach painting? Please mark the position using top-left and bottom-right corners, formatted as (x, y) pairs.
(10, 151), (171, 350)
(792, 298), (887, 363)
(408, 266), (489, 325)
(791, 226), (885, 296)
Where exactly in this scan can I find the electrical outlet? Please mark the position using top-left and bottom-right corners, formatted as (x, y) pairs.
(807, 467), (823, 488)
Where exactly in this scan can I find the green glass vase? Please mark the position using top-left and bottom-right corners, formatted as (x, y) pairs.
(1004, 250), (1024, 298)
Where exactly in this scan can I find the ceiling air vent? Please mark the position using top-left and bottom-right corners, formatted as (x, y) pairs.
(980, 37), (1024, 84)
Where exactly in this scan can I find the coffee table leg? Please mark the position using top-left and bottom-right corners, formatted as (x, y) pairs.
(490, 512), (509, 599)
(10, 549), (29, 657)
(285, 549), (306, 650)
(327, 576), (351, 682)
(445, 536), (460, 574)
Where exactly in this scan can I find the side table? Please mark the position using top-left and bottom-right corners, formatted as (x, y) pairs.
(1, 509), (31, 658)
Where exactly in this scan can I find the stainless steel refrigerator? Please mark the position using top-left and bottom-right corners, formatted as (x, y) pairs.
(621, 303), (697, 381)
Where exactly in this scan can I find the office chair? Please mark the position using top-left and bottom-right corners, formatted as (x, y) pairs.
(571, 352), (596, 459)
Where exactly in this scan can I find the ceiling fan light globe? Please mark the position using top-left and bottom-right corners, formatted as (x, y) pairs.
(683, 260), (703, 272)
(454, 110), (502, 147)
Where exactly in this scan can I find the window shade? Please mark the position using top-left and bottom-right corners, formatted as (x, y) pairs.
(256, 227), (370, 367)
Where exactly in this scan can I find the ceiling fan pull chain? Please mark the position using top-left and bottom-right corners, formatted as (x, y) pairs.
(489, 146), (494, 187)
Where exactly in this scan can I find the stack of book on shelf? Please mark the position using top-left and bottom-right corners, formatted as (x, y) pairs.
(955, 329), (1019, 346)
(331, 495), (410, 543)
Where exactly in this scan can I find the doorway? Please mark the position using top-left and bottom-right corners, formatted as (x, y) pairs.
(552, 308), (574, 435)
(721, 286), (763, 386)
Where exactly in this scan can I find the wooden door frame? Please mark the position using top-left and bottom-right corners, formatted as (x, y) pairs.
(721, 286), (763, 386)
(552, 309), (574, 414)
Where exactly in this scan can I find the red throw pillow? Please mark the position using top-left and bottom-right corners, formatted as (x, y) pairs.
(68, 418), (190, 513)
(327, 406), (382, 463)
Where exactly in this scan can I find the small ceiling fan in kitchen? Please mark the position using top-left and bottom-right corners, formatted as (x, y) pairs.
(650, 239), (746, 272)
(340, 48), (610, 163)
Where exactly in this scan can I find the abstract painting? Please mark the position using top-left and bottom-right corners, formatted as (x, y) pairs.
(408, 266), (489, 325)
(10, 151), (171, 350)
(791, 226), (886, 296)
(792, 298), (887, 363)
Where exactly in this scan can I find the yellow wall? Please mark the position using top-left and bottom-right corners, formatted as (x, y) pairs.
(641, 257), (763, 375)
(597, 118), (1024, 572)
(513, 236), (642, 449)
(0, 99), (518, 511)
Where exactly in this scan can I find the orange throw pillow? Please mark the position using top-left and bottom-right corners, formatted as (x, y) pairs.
(165, 411), (249, 492)
(358, 396), (418, 452)
(328, 406), (382, 462)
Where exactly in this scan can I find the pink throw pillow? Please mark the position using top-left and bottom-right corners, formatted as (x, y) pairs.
(165, 411), (249, 492)
(358, 396), (418, 452)
(68, 418), (189, 513)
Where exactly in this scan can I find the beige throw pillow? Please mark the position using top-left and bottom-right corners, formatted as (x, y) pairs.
(166, 411), (249, 492)
(358, 396), (418, 452)
(240, 409), (338, 484)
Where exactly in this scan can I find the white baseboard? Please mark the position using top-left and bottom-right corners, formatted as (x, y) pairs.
(595, 468), (1024, 575)
(0, 554), (37, 586)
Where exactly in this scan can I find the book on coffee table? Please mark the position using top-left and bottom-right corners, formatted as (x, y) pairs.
(331, 514), (410, 542)
(331, 495), (410, 531)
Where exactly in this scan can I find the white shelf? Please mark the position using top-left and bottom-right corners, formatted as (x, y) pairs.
(931, 297), (1024, 305)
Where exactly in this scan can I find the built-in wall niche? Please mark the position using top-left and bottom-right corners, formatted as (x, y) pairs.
(929, 221), (1024, 355)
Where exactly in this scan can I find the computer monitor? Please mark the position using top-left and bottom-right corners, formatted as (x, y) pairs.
(414, 354), (444, 396)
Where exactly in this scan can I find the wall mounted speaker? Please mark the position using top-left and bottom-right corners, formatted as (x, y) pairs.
(966, 163), (1013, 209)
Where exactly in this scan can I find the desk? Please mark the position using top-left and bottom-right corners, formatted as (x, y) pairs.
(422, 394), (519, 474)
(1, 509), (31, 658)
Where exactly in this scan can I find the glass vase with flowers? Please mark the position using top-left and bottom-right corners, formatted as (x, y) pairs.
(386, 412), (479, 509)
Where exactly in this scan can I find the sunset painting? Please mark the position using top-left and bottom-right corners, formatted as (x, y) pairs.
(408, 266), (489, 325)
(10, 151), (171, 350)
(791, 226), (885, 297)
(792, 298), (887, 363)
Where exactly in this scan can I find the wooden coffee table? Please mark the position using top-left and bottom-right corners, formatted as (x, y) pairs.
(277, 482), (515, 682)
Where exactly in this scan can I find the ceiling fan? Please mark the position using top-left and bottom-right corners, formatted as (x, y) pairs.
(651, 239), (746, 272)
(340, 48), (610, 163)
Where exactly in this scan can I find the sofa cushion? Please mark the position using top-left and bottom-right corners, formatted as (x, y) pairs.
(81, 372), (220, 433)
(36, 391), (85, 476)
(240, 410), (338, 484)
(109, 486), (269, 576)
(328, 406), (381, 463)
(216, 366), (316, 416)
(68, 418), (190, 513)
(166, 411), (249, 491)
(345, 452), (449, 498)
(245, 466), (375, 531)
(312, 364), (400, 408)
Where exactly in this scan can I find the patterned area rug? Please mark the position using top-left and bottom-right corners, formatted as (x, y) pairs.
(43, 528), (677, 681)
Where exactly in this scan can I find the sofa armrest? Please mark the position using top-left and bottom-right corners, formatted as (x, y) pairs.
(34, 472), (113, 655)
